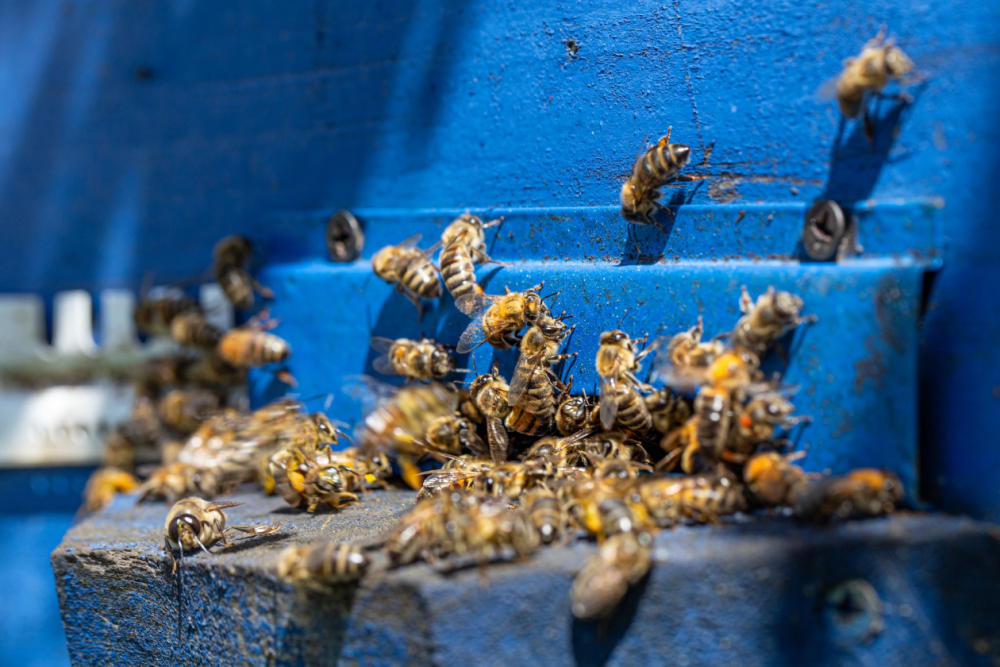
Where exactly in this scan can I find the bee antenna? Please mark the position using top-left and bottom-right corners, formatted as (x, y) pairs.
(471, 356), (479, 375)
(452, 380), (473, 386)
(617, 307), (633, 330)
(192, 533), (211, 555)
(541, 290), (562, 303)
(337, 430), (356, 446)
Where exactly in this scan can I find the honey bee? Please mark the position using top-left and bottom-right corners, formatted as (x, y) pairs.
(520, 488), (566, 545)
(455, 282), (549, 352)
(179, 353), (248, 387)
(138, 462), (227, 503)
(619, 127), (697, 231)
(164, 497), (280, 572)
(644, 387), (692, 435)
(439, 213), (503, 299)
(217, 312), (295, 386)
(277, 542), (371, 587)
(505, 312), (574, 430)
(792, 469), (904, 523)
(214, 235), (273, 310)
(270, 447), (363, 512)
(555, 381), (598, 436)
(743, 451), (812, 507)
(384, 495), (449, 566)
(729, 390), (809, 460)
(82, 467), (139, 512)
(134, 290), (199, 336)
(371, 234), (443, 318)
(424, 412), (488, 458)
(658, 386), (733, 474)
(416, 454), (492, 501)
(559, 431), (651, 468)
(169, 311), (224, 349)
(833, 27), (917, 144)
(353, 379), (459, 489)
(662, 316), (725, 377)
(370, 337), (456, 381)
(571, 531), (652, 620)
(158, 389), (221, 433)
(469, 366), (512, 465)
(630, 472), (748, 528)
(595, 329), (656, 432)
(731, 286), (814, 357)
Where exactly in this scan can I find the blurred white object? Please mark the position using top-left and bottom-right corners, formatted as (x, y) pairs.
(0, 285), (230, 465)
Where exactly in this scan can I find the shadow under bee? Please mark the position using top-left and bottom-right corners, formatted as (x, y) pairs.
(570, 567), (652, 667)
(618, 182), (703, 267)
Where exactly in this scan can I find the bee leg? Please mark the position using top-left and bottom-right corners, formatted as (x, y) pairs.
(863, 106), (876, 150)
(654, 448), (682, 473)
(253, 278), (275, 300)
(230, 523), (282, 537)
(644, 209), (669, 232)
(396, 286), (425, 321)
(471, 247), (509, 267)
(336, 492), (360, 509)
(275, 369), (298, 387)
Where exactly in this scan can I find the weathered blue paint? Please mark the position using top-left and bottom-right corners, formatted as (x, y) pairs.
(0, 0), (996, 519)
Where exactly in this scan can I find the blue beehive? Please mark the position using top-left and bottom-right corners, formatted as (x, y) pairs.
(2, 1), (1000, 664)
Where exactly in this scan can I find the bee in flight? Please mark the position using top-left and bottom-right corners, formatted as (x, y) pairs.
(829, 27), (918, 147)
(455, 282), (551, 353)
(371, 234), (443, 318)
(370, 337), (458, 381)
(214, 235), (273, 311)
(620, 127), (701, 231)
(439, 213), (504, 299)
(163, 497), (280, 572)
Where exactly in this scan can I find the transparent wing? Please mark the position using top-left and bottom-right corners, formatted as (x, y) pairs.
(598, 371), (619, 431)
(507, 351), (544, 406)
(457, 318), (489, 354)
(204, 500), (243, 512)
(816, 74), (841, 102)
(487, 418), (509, 466)
(342, 375), (399, 415)
(396, 234), (422, 250)
(370, 337), (396, 354)
(455, 292), (500, 318)
(372, 354), (402, 377)
(463, 431), (489, 458)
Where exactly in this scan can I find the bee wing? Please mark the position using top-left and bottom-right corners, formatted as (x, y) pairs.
(457, 317), (490, 354)
(815, 74), (841, 102)
(204, 500), (244, 512)
(370, 337), (396, 354)
(422, 470), (477, 487)
(454, 292), (500, 318)
(487, 418), (509, 466)
(396, 234), (422, 250)
(598, 360), (620, 431)
(463, 431), (489, 459)
(507, 351), (544, 406)
(372, 354), (402, 377)
(342, 375), (399, 414)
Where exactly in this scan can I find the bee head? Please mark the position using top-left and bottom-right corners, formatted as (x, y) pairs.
(772, 290), (805, 319)
(214, 235), (253, 265)
(311, 413), (339, 446)
(430, 348), (455, 377)
(371, 246), (398, 279)
(600, 330), (630, 346)
(883, 45), (914, 77)
(168, 513), (202, 548)
(620, 181), (638, 212)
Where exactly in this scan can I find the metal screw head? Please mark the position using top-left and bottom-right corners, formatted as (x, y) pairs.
(326, 210), (364, 263)
(803, 200), (846, 261)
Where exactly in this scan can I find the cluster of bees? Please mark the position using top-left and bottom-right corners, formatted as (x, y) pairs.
(82, 28), (916, 622)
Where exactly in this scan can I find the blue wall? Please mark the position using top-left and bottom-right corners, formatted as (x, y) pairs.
(0, 1), (997, 513)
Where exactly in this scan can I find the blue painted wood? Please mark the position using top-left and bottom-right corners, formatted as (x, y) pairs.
(0, 0), (996, 520)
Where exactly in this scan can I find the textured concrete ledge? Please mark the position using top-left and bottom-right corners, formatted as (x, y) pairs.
(53, 491), (1000, 666)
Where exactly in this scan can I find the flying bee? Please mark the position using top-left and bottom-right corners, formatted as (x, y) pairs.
(82, 467), (139, 512)
(595, 328), (657, 432)
(169, 311), (224, 349)
(792, 468), (904, 523)
(620, 127), (698, 231)
(469, 365), (512, 465)
(270, 447), (363, 513)
(276, 542), (370, 588)
(371, 234), (443, 318)
(439, 213), (504, 299)
(571, 531), (652, 620)
(134, 290), (200, 336)
(521, 487), (567, 544)
(164, 497), (281, 572)
(214, 235), (273, 310)
(630, 472), (748, 528)
(506, 312), (576, 435)
(351, 378), (459, 489)
(158, 389), (221, 433)
(831, 27), (918, 146)
(424, 413), (488, 458)
(455, 282), (550, 352)
(730, 286), (814, 357)
(217, 311), (295, 386)
(644, 387), (692, 435)
(370, 337), (457, 381)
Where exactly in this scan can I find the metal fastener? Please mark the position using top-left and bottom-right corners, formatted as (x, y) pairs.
(822, 579), (884, 646)
(326, 210), (364, 263)
(802, 200), (846, 261)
